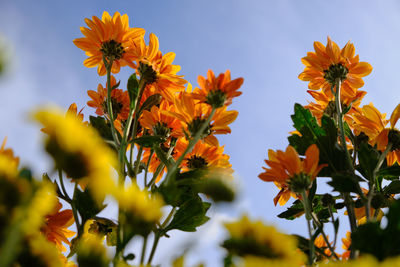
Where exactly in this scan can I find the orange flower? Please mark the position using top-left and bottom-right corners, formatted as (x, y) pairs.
(87, 75), (130, 121)
(352, 103), (400, 165)
(193, 69), (244, 108)
(259, 144), (326, 196)
(305, 88), (366, 126)
(0, 137), (19, 166)
(139, 100), (182, 138)
(73, 11), (145, 76)
(341, 231), (351, 260)
(41, 201), (75, 252)
(163, 92), (238, 146)
(273, 183), (297, 206)
(179, 140), (232, 172)
(128, 33), (187, 103)
(299, 37), (372, 97)
(314, 235), (335, 257)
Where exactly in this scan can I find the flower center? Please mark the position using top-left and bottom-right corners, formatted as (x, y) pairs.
(186, 155), (208, 169)
(288, 172), (311, 193)
(153, 122), (171, 138)
(188, 117), (212, 139)
(206, 90), (226, 108)
(139, 62), (158, 84)
(323, 63), (348, 86)
(45, 138), (90, 179)
(100, 40), (125, 61)
(388, 129), (400, 151)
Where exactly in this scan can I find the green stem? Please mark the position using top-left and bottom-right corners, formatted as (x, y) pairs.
(144, 149), (154, 187)
(103, 56), (120, 146)
(164, 108), (216, 185)
(133, 145), (144, 179)
(310, 212), (339, 260)
(140, 236), (148, 264)
(301, 191), (314, 265)
(71, 184), (82, 236)
(58, 169), (71, 202)
(147, 207), (177, 265)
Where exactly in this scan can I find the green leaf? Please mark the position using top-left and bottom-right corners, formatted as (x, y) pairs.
(153, 145), (173, 169)
(89, 116), (114, 141)
(377, 165), (400, 180)
(74, 188), (106, 222)
(127, 74), (139, 108)
(357, 142), (379, 181)
(328, 173), (360, 193)
(19, 168), (32, 181)
(132, 135), (164, 148)
(383, 180), (400, 194)
(164, 196), (211, 232)
(139, 94), (162, 113)
(277, 200), (304, 220)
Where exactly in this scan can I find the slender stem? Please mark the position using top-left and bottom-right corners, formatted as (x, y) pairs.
(301, 191), (314, 265)
(71, 184), (81, 236)
(144, 149), (154, 187)
(140, 236), (148, 264)
(133, 145), (144, 179)
(147, 144), (175, 188)
(58, 169), (71, 202)
(164, 108), (216, 185)
(310, 212), (339, 260)
(147, 207), (177, 265)
(103, 56), (120, 146)
(373, 143), (392, 187)
(328, 204), (338, 250)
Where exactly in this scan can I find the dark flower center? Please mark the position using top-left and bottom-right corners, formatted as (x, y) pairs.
(186, 155), (208, 169)
(323, 63), (348, 87)
(100, 39), (125, 61)
(139, 62), (158, 84)
(188, 117), (212, 139)
(206, 90), (226, 108)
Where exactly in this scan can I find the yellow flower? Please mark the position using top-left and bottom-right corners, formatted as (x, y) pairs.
(0, 137), (19, 167)
(24, 234), (64, 267)
(22, 181), (57, 236)
(0, 151), (19, 179)
(77, 235), (109, 267)
(223, 215), (304, 265)
(299, 37), (372, 97)
(34, 108), (118, 202)
(73, 11), (145, 76)
(113, 184), (164, 236)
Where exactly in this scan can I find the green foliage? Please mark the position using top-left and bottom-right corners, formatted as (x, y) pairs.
(352, 199), (400, 261)
(378, 164), (400, 180)
(139, 94), (162, 113)
(328, 173), (361, 193)
(89, 116), (115, 142)
(163, 196), (210, 233)
(74, 188), (106, 222)
(357, 142), (379, 181)
(132, 135), (164, 148)
(127, 74), (139, 109)
(288, 104), (346, 176)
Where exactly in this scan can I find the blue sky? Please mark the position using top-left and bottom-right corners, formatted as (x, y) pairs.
(1, 0), (400, 265)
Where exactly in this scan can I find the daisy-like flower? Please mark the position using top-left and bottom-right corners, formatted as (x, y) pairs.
(299, 37), (372, 97)
(42, 103), (87, 135)
(41, 201), (75, 253)
(128, 33), (187, 103)
(179, 139), (232, 172)
(73, 11), (145, 76)
(314, 235), (336, 258)
(341, 232), (351, 260)
(164, 92), (238, 146)
(0, 137), (19, 167)
(193, 69), (244, 108)
(139, 100), (182, 139)
(305, 88), (366, 126)
(272, 183), (297, 206)
(87, 75), (130, 121)
(223, 215), (304, 266)
(258, 144), (326, 195)
(34, 108), (118, 203)
(352, 103), (400, 165)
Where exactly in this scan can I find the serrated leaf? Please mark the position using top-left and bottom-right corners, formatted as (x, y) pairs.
(383, 180), (400, 194)
(74, 188), (106, 221)
(357, 142), (379, 181)
(139, 94), (162, 113)
(164, 197), (211, 232)
(277, 200), (304, 220)
(89, 116), (114, 141)
(127, 74), (139, 108)
(132, 135), (164, 148)
(378, 165), (400, 180)
(328, 173), (359, 193)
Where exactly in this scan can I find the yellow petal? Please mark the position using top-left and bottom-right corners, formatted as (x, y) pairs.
(390, 103), (400, 128)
